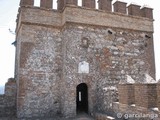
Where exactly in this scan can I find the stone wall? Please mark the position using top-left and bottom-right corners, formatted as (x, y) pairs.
(60, 23), (154, 116)
(15, 0), (155, 118)
(0, 78), (16, 117)
(15, 22), (155, 118)
(16, 25), (62, 118)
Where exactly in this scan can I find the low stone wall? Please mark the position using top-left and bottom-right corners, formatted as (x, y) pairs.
(112, 102), (159, 120)
(0, 95), (16, 117)
(0, 78), (16, 117)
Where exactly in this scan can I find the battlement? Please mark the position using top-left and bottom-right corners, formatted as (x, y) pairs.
(16, 0), (154, 33)
(19, 0), (153, 19)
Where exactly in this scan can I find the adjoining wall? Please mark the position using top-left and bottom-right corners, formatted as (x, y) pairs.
(0, 78), (16, 117)
(116, 80), (159, 119)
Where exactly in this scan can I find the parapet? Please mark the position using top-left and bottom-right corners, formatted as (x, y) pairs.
(57, 0), (77, 10)
(113, 1), (127, 14)
(20, 0), (34, 6)
(98, 0), (112, 12)
(82, 0), (96, 9)
(141, 6), (153, 19)
(19, 0), (153, 19)
(40, 0), (53, 9)
(127, 3), (141, 17)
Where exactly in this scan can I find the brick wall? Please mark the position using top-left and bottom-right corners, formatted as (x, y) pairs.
(134, 84), (157, 108)
(118, 84), (135, 105)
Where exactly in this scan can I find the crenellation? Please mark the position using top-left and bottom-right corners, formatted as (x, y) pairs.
(40, 0), (53, 9)
(20, 0), (34, 6)
(127, 3), (141, 17)
(113, 1), (127, 14)
(18, 0), (153, 19)
(66, 0), (78, 5)
(82, 0), (96, 9)
(98, 0), (112, 12)
(141, 6), (153, 19)
(57, 0), (65, 10)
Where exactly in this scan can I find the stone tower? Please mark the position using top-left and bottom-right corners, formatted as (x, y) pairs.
(15, 0), (155, 118)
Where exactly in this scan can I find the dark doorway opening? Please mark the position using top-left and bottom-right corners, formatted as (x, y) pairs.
(76, 83), (88, 114)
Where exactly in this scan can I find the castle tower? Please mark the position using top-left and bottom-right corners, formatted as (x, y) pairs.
(15, 0), (155, 118)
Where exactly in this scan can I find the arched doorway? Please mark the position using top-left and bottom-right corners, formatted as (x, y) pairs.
(76, 83), (88, 113)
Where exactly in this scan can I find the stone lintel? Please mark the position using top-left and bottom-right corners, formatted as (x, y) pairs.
(16, 6), (154, 33)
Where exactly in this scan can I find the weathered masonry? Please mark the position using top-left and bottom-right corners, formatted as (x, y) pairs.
(14, 0), (156, 119)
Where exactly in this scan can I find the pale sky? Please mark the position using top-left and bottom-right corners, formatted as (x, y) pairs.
(0, 0), (159, 87)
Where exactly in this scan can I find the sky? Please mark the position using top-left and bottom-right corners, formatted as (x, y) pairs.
(0, 0), (159, 88)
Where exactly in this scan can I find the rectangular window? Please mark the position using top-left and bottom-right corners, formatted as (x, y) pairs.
(79, 91), (81, 101)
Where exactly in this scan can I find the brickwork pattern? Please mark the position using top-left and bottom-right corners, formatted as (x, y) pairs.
(135, 84), (157, 108)
(118, 84), (135, 105)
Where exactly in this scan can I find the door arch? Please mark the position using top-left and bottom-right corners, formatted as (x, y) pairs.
(76, 83), (88, 113)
